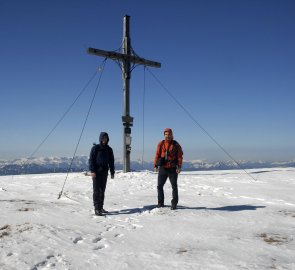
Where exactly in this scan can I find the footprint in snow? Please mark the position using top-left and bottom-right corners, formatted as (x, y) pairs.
(93, 244), (108, 250)
(73, 236), (83, 244)
(92, 236), (103, 243)
(131, 224), (143, 229)
(105, 225), (116, 232)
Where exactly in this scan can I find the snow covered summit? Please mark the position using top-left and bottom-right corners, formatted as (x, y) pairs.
(0, 168), (295, 269)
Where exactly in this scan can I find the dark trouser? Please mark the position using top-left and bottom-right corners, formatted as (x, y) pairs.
(157, 167), (178, 206)
(92, 170), (108, 210)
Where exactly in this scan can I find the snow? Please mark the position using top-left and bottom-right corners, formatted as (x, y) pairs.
(1, 168), (295, 269)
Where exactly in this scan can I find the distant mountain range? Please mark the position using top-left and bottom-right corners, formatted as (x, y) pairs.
(0, 156), (294, 176)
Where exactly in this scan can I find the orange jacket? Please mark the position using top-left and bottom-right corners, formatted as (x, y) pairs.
(154, 139), (183, 169)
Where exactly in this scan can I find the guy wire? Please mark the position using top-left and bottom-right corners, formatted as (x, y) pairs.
(58, 59), (107, 199)
(141, 66), (146, 170)
(28, 66), (103, 159)
(146, 68), (256, 182)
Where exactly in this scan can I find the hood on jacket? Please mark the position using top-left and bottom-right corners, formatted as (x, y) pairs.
(99, 132), (109, 144)
(164, 128), (173, 140)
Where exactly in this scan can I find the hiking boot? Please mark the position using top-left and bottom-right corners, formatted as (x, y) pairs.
(171, 204), (177, 210)
(157, 203), (164, 208)
(101, 208), (109, 213)
(95, 209), (103, 216)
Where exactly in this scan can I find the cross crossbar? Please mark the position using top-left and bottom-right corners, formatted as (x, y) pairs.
(87, 47), (161, 68)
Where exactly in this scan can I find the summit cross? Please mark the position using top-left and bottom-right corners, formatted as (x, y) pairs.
(87, 15), (161, 172)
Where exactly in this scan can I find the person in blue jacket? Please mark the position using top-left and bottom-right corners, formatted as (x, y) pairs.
(89, 132), (115, 216)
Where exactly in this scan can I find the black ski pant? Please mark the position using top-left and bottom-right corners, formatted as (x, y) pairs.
(92, 170), (108, 210)
(157, 167), (178, 206)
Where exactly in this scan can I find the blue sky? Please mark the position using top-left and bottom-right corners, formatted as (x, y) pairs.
(1, 0), (294, 162)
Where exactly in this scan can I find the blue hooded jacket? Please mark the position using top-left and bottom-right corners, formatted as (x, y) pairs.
(89, 132), (115, 174)
(99, 132), (109, 143)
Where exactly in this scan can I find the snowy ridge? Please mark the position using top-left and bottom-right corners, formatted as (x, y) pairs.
(1, 168), (295, 269)
(0, 156), (295, 176)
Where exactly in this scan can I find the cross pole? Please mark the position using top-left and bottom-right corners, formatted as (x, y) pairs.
(87, 15), (161, 172)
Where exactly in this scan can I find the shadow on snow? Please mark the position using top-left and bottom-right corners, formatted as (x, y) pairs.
(107, 204), (266, 215)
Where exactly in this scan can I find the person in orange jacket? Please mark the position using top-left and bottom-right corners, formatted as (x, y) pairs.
(154, 128), (183, 210)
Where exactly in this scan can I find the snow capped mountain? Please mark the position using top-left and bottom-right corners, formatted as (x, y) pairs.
(0, 156), (295, 176)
